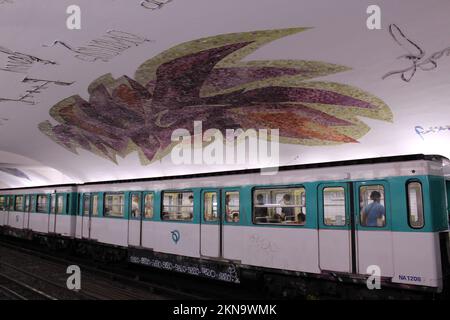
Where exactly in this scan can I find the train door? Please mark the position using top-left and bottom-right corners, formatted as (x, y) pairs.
(354, 181), (393, 277)
(318, 183), (354, 273)
(81, 193), (91, 239)
(200, 189), (222, 258)
(128, 192), (143, 247)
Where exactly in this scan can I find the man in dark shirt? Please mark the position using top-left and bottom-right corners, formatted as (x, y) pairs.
(254, 194), (267, 222)
(281, 194), (295, 221)
(361, 191), (385, 227)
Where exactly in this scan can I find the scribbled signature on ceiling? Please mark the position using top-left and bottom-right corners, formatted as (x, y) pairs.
(39, 28), (393, 165)
(383, 24), (450, 82)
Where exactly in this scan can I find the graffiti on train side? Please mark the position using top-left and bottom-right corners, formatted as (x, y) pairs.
(129, 255), (240, 283)
(249, 234), (280, 266)
(249, 234), (279, 254)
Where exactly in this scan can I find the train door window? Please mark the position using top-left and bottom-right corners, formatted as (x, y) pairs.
(31, 196), (36, 213)
(204, 192), (218, 222)
(323, 187), (346, 226)
(0, 196), (5, 211)
(144, 193), (154, 219)
(24, 196), (30, 212)
(7, 196), (12, 210)
(162, 191), (194, 221)
(225, 191), (240, 223)
(51, 194), (56, 213)
(359, 185), (386, 227)
(56, 195), (65, 214)
(253, 187), (306, 225)
(130, 193), (141, 218)
(37, 195), (48, 213)
(104, 193), (125, 217)
(15, 195), (24, 211)
(407, 181), (424, 229)
(83, 194), (91, 216)
(91, 194), (99, 216)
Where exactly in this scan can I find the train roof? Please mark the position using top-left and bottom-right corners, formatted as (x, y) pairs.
(0, 154), (447, 192)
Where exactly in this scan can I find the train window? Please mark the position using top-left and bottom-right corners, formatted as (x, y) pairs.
(15, 195), (24, 211)
(56, 195), (65, 214)
(407, 182), (424, 229)
(31, 195), (36, 213)
(130, 193), (141, 218)
(104, 193), (125, 217)
(51, 194), (56, 213)
(225, 191), (240, 223)
(7, 196), (12, 210)
(204, 192), (218, 222)
(359, 185), (386, 227)
(83, 194), (90, 216)
(144, 193), (154, 219)
(253, 187), (306, 225)
(323, 187), (346, 226)
(91, 194), (99, 216)
(24, 196), (30, 212)
(37, 195), (48, 213)
(162, 191), (194, 221)
(0, 196), (5, 211)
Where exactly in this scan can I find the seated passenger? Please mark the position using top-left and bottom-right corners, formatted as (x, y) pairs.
(232, 212), (239, 223)
(131, 201), (140, 218)
(187, 195), (194, 219)
(361, 191), (385, 227)
(280, 194), (295, 220)
(254, 194), (267, 222)
(297, 211), (306, 224)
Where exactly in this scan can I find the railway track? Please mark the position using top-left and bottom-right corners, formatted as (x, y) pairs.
(0, 237), (214, 300)
(0, 271), (57, 300)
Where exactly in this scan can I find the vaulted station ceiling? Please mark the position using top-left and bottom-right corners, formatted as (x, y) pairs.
(1, 0), (450, 188)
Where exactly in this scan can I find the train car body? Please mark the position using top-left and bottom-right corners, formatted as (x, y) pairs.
(0, 186), (78, 237)
(1, 154), (449, 295)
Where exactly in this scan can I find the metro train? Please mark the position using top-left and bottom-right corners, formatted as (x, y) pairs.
(1, 154), (449, 297)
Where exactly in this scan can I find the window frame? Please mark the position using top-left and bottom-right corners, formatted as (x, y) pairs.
(161, 190), (194, 222)
(56, 194), (66, 215)
(0, 195), (5, 211)
(202, 190), (220, 223)
(24, 195), (31, 213)
(82, 193), (91, 216)
(252, 185), (307, 227)
(322, 186), (347, 227)
(14, 195), (24, 211)
(36, 194), (49, 213)
(51, 193), (66, 215)
(129, 191), (143, 220)
(223, 189), (241, 224)
(406, 180), (425, 229)
(91, 193), (100, 217)
(7, 195), (13, 211)
(143, 191), (155, 220)
(357, 182), (389, 230)
(30, 195), (36, 213)
(103, 192), (125, 218)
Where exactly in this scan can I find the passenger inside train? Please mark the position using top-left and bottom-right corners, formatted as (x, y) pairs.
(360, 190), (386, 227)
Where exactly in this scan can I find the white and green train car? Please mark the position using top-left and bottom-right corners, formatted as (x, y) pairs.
(1, 154), (449, 296)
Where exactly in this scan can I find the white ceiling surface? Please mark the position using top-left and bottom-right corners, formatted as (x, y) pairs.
(1, 0), (450, 188)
